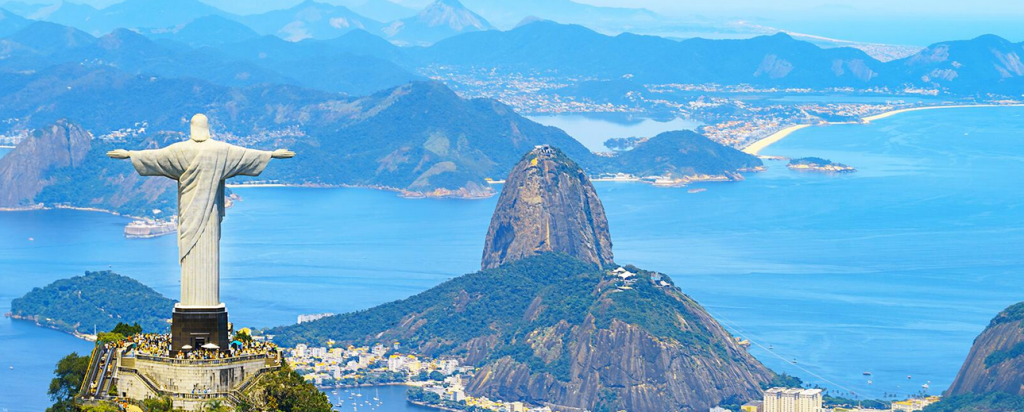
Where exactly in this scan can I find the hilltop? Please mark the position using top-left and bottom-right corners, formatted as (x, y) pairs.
(268, 147), (773, 412)
(481, 146), (613, 269)
(8, 270), (175, 337)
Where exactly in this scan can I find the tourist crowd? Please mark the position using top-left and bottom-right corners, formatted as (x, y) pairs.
(115, 333), (277, 360)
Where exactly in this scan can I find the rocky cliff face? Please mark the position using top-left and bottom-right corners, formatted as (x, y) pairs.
(0, 120), (91, 207)
(948, 302), (1024, 396)
(0, 120), (175, 215)
(481, 145), (613, 270)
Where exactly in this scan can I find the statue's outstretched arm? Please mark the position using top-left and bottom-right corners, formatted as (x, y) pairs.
(107, 149), (130, 159)
(271, 149), (295, 159)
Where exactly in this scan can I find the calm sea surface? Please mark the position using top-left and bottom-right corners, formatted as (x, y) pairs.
(3, 107), (1024, 409)
(526, 114), (702, 151)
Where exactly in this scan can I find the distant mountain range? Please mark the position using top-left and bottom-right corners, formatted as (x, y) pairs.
(382, 0), (492, 46)
(0, 74), (759, 214)
(238, 0), (384, 41)
(460, 0), (659, 30)
(0, 19), (419, 95)
(1, 0), (494, 46)
(3, 1), (1023, 94)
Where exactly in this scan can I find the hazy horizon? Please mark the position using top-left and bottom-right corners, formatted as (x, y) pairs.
(4, 0), (1023, 45)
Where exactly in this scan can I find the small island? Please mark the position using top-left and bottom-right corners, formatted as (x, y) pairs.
(604, 136), (647, 151)
(787, 157), (856, 173)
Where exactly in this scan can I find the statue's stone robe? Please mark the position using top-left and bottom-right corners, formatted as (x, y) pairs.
(130, 140), (271, 307)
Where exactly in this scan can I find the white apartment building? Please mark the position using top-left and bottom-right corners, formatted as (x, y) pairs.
(763, 387), (823, 412)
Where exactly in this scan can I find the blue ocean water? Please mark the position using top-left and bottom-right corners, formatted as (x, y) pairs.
(527, 114), (702, 151)
(2, 107), (1024, 409)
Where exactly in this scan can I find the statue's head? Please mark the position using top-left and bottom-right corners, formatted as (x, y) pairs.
(190, 113), (211, 142)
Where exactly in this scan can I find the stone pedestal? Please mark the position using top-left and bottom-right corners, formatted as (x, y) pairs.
(171, 306), (229, 351)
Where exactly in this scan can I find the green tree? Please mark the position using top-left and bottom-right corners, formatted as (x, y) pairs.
(82, 403), (119, 412)
(46, 352), (90, 412)
(235, 330), (253, 343)
(96, 332), (126, 344)
(111, 322), (143, 336)
(203, 400), (232, 412)
(245, 364), (332, 412)
(142, 396), (174, 412)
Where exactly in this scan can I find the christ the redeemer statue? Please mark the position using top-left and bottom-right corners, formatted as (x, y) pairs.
(108, 113), (293, 350)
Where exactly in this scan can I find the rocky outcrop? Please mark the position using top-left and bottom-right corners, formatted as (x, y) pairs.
(948, 302), (1024, 396)
(0, 120), (91, 207)
(0, 120), (175, 215)
(466, 312), (772, 412)
(271, 148), (773, 411)
(481, 145), (613, 270)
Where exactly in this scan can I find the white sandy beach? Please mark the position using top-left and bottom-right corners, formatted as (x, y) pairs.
(743, 104), (1024, 156)
(742, 125), (811, 155)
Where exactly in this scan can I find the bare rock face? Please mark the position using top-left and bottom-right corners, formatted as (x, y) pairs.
(0, 120), (91, 207)
(948, 302), (1024, 396)
(481, 145), (613, 270)
(0, 120), (175, 214)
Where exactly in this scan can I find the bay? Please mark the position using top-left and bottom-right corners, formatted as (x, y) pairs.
(2, 107), (1024, 409)
(526, 113), (702, 152)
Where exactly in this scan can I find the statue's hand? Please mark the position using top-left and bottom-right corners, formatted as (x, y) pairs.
(271, 149), (295, 159)
(107, 149), (130, 159)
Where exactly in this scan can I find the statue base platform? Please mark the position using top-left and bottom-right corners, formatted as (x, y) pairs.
(172, 306), (229, 351)
(110, 350), (281, 411)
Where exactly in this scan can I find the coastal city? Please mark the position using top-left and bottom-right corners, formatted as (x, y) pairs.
(281, 338), (943, 412)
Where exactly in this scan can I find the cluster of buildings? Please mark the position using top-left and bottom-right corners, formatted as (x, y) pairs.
(97, 121), (148, 142)
(732, 388), (939, 412)
(610, 266), (673, 290)
(420, 376), (553, 412)
(286, 342), (468, 387)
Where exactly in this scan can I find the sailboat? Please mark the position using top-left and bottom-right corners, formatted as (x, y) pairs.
(373, 387), (380, 401)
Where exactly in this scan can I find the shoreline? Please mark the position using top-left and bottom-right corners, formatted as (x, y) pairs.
(742, 104), (1024, 156)
(742, 125), (811, 155)
(227, 182), (497, 200)
(5, 313), (98, 342)
(0, 204), (142, 220)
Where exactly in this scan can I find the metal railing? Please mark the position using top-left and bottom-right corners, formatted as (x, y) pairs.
(134, 353), (272, 366)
